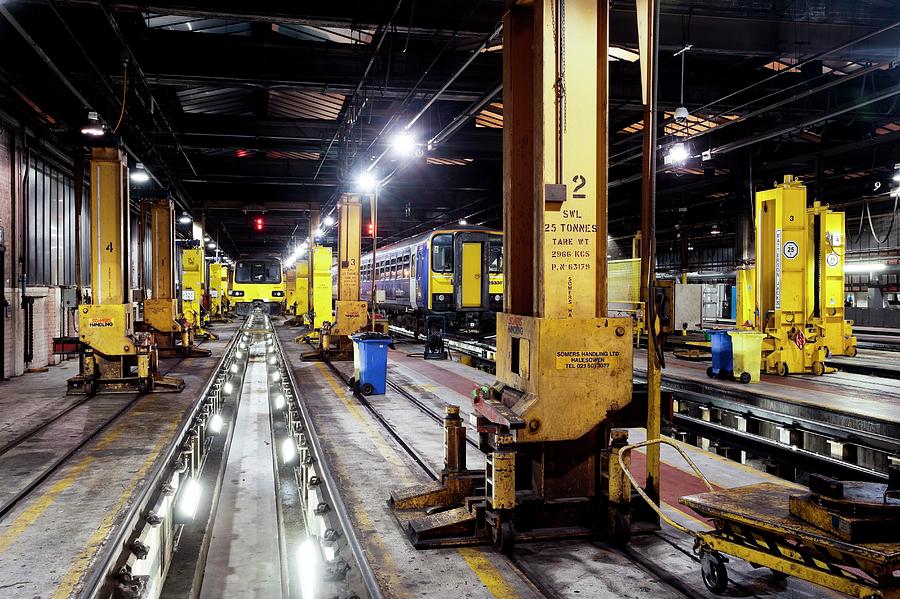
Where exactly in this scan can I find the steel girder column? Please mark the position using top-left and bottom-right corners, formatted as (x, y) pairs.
(637, 0), (662, 515)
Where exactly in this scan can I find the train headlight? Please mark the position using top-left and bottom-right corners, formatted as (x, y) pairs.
(272, 290), (285, 297)
(494, 295), (501, 301)
(230, 290), (244, 297)
(438, 294), (445, 301)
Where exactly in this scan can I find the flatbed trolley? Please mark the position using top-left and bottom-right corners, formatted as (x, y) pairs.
(617, 439), (900, 598)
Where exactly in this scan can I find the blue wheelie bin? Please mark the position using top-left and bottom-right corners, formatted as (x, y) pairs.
(350, 333), (392, 395)
(706, 330), (734, 380)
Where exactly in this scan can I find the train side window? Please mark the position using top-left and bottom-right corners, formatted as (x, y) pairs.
(489, 242), (503, 274)
(402, 254), (410, 278)
(390, 257), (397, 279)
(432, 234), (453, 273)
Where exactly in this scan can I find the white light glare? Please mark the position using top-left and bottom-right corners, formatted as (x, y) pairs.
(458, 219), (467, 225)
(274, 394), (285, 409)
(269, 356), (276, 365)
(323, 216), (335, 227)
(179, 212), (192, 224)
(178, 478), (202, 520)
(207, 241), (217, 249)
(282, 437), (297, 463)
(81, 111), (104, 137)
(272, 371), (281, 382)
(130, 163), (150, 183)
(224, 381), (234, 395)
(893, 173), (900, 182)
(230, 362), (238, 373)
(392, 131), (416, 157)
(297, 538), (320, 599)
(208, 413), (223, 434)
(356, 171), (377, 192)
(315, 227), (323, 238)
(844, 262), (887, 273)
(667, 143), (689, 165)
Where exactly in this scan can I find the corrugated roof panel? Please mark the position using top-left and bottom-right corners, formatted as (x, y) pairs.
(268, 90), (345, 120)
(143, 13), (252, 34)
(177, 87), (255, 115)
(272, 24), (373, 44)
(426, 157), (474, 166)
(266, 151), (321, 160)
(475, 102), (503, 128)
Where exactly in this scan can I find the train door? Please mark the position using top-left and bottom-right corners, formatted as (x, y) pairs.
(453, 232), (491, 310)
(415, 243), (426, 309)
(410, 250), (418, 309)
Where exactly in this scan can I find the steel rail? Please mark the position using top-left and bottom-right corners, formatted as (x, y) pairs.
(81, 326), (242, 599)
(0, 348), (199, 521)
(279, 338), (386, 599)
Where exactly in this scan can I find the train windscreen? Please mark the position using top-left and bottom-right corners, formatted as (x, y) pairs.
(432, 234), (453, 272)
(235, 260), (282, 284)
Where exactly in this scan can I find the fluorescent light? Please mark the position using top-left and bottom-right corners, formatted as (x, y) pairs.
(272, 371), (281, 382)
(177, 478), (202, 520)
(281, 437), (297, 463)
(274, 394), (285, 409)
(844, 262), (887, 273)
(130, 163), (150, 183)
(609, 46), (640, 62)
(297, 538), (320, 599)
(323, 216), (335, 227)
(230, 362), (238, 373)
(223, 381), (234, 395)
(208, 413), (223, 434)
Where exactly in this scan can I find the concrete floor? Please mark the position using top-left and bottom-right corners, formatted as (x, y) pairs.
(286, 334), (841, 599)
(0, 323), (238, 599)
(201, 344), (282, 598)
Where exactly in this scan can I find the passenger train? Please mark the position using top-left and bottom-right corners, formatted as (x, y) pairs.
(230, 257), (286, 316)
(357, 225), (503, 333)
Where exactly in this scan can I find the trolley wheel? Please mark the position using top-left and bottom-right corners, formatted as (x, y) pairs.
(84, 380), (97, 397)
(608, 507), (631, 547)
(493, 520), (515, 556)
(846, 346), (858, 358)
(739, 372), (752, 384)
(700, 551), (729, 595)
(812, 361), (825, 376)
(706, 367), (715, 378)
(360, 383), (375, 396)
(347, 376), (356, 389)
(777, 362), (789, 377)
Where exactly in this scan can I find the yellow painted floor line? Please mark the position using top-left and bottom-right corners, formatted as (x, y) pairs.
(457, 547), (522, 599)
(51, 416), (180, 599)
(314, 363), (524, 599)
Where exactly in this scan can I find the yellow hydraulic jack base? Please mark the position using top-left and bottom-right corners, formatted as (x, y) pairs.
(67, 345), (185, 396)
(301, 301), (370, 362)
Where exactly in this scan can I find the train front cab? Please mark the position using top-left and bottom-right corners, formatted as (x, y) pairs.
(428, 230), (502, 331)
(230, 259), (286, 316)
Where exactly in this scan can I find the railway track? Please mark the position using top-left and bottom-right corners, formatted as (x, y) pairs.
(314, 349), (707, 599)
(0, 349), (202, 521)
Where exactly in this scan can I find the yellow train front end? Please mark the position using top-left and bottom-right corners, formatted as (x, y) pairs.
(230, 258), (286, 316)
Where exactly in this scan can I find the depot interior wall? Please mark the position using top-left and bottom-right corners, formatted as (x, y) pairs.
(0, 128), (88, 379)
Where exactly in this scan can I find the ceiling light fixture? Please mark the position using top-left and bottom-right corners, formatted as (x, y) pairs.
(355, 171), (378, 193)
(391, 131), (416, 157)
(179, 211), (192, 224)
(130, 162), (150, 183)
(80, 111), (104, 137)
(323, 216), (335, 227)
(666, 142), (690, 166)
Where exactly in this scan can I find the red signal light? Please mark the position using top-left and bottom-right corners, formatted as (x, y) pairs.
(254, 217), (264, 231)
(367, 222), (375, 237)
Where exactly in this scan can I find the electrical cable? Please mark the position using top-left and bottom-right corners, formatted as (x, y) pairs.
(865, 194), (898, 245)
(112, 63), (128, 133)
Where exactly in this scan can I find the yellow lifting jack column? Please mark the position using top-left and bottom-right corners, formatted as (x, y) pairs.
(68, 148), (184, 396)
(141, 198), (210, 358)
(302, 194), (369, 360)
(181, 237), (216, 340)
(208, 262), (231, 322)
(756, 176), (839, 376)
(390, 0), (652, 553)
